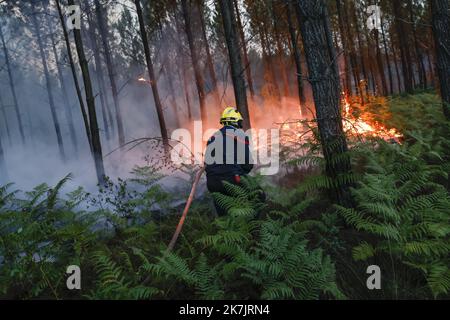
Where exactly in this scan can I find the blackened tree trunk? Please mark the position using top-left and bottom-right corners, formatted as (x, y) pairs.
(181, 0), (207, 124)
(218, 0), (251, 129)
(285, 0), (306, 115)
(94, 0), (125, 145)
(0, 22), (25, 144)
(134, 0), (169, 146)
(295, 0), (352, 205)
(233, 0), (255, 98)
(68, 0), (106, 185)
(431, 0), (450, 120)
(55, 0), (92, 152)
(31, 3), (65, 161)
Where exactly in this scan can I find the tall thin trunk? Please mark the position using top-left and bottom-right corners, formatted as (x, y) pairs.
(31, 3), (66, 161)
(431, 0), (450, 120)
(351, 2), (368, 95)
(295, 0), (351, 205)
(86, 8), (112, 141)
(68, 0), (106, 185)
(0, 23), (25, 144)
(335, 0), (352, 95)
(55, 0), (92, 151)
(0, 94), (12, 146)
(374, 30), (388, 95)
(164, 58), (181, 128)
(196, 0), (221, 104)
(285, 0), (306, 114)
(381, 15), (394, 95)
(259, 26), (282, 102)
(409, 0), (427, 89)
(45, 5), (78, 154)
(134, 0), (169, 146)
(218, 0), (251, 129)
(175, 17), (193, 121)
(233, 0), (255, 98)
(269, 0), (290, 97)
(181, 0), (207, 124)
(0, 128), (6, 183)
(342, 0), (361, 98)
(392, 0), (414, 93)
(94, 0), (125, 145)
(426, 47), (434, 87)
(392, 43), (403, 93)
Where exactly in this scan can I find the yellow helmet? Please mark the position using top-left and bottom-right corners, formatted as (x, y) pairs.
(220, 107), (243, 124)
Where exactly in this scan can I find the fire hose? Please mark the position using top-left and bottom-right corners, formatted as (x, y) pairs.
(167, 166), (205, 251)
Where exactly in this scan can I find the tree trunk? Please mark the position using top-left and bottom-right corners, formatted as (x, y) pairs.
(259, 26), (282, 102)
(233, 0), (255, 98)
(426, 47), (435, 87)
(392, 0), (414, 93)
(218, 0), (251, 129)
(381, 15), (394, 95)
(431, 0), (450, 120)
(164, 58), (181, 128)
(196, 0), (221, 104)
(174, 17), (193, 121)
(0, 128), (6, 183)
(86, 8), (112, 142)
(392, 43), (403, 93)
(269, 0), (290, 97)
(335, 0), (352, 96)
(181, 0), (207, 124)
(351, 2), (368, 96)
(295, 0), (352, 205)
(31, 3), (66, 161)
(55, 0), (92, 152)
(342, 0), (362, 99)
(0, 94), (12, 146)
(45, 5), (78, 154)
(285, 0), (306, 115)
(68, 0), (106, 185)
(94, 0), (125, 145)
(409, 0), (427, 89)
(374, 30), (388, 95)
(134, 0), (169, 146)
(0, 22), (25, 144)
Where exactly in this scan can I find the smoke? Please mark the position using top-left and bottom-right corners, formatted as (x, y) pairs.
(0, 1), (316, 196)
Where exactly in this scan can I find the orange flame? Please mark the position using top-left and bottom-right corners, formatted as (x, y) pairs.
(341, 95), (402, 142)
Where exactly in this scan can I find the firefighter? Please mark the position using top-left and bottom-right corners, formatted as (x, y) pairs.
(204, 107), (254, 216)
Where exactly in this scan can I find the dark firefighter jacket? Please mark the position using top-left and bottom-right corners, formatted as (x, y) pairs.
(204, 125), (253, 179)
